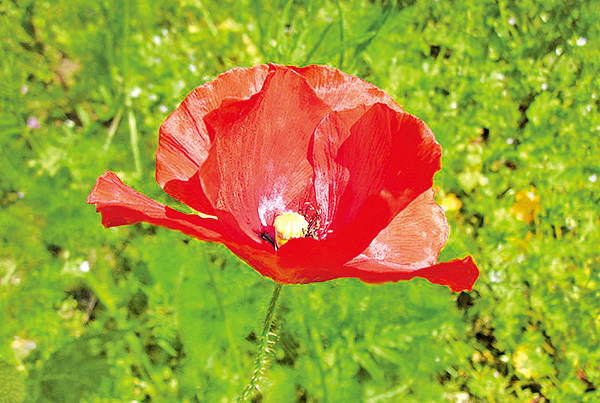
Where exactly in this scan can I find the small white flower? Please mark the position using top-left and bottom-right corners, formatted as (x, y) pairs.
(131, 87), (142, 98)
(576, 37), (587, 46)
(489, 270), (503, 283)
(541, 83), (548, 90)
(65, 119), (75, 128)
(152, 35), (161, 46)
(507, 138), (514, 144)
(79, 261), (90, 273)
(189, 64), (198, 73)
(12, 337), (37, 355)
(508, 17), (516, 25)
(589, 174), (598, 183)
(159, 105), (168, 113)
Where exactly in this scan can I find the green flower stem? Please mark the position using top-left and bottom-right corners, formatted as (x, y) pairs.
(237, 283), (283, 402)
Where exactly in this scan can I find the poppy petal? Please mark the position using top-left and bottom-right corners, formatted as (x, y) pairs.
(326, 106), (441, 256)
(344, 255), (479, 292)
(157, 65), (269, 213)
(87, 171), (223, 242)
(292, 65), (403, 112)
(360, 189), (449, 268)
(223, 239), (340, 284)
(308, 105), (367, 231)
(281, 103), (442, 269)
(200, 64), (331, 239)
(333, 190), (476, 290)
(329, 104), (441, 225)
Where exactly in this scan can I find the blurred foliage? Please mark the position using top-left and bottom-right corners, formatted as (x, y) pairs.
(1, 0), (599, 402)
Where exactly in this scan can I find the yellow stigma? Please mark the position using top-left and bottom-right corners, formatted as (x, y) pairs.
(274, 212), (308, 248)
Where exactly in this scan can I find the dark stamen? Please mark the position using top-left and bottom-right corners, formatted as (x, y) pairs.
(260, 232), (276, 248)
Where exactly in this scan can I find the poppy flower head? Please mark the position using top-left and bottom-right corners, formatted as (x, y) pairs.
(88, 63), (479, 291)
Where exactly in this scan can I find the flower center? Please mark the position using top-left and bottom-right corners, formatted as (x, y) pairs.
(273, 212), (309, 248)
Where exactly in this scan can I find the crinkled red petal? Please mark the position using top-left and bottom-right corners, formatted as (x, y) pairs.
(200, 64), (331, 241)
(87, 171), (223, 242)
(331, 190), (479, 292)
(156, 65), (269, 213)
(279, 103), (441, 269)
(360, 189), (449, 268)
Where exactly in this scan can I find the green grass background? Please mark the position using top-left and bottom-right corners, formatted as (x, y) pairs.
(1, 0), (599, 402)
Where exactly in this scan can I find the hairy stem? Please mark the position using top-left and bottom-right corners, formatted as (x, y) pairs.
(237, 283), (283, 402)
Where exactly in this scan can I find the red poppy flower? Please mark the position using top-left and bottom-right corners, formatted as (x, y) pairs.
(88, 64), (479, 292)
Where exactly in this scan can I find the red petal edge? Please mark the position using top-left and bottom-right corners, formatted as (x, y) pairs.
(345, 255), (479, 292)
(156, 65), (270, 188)
(291, 65), (403, 113)
(87, 171), (223, 242)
